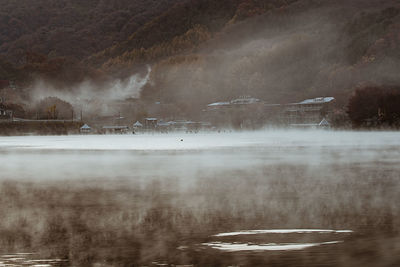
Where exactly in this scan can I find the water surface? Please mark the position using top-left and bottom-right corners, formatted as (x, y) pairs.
(0, 130), (399, 266)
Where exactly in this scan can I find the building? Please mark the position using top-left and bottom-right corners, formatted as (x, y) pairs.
(102, 126), (129, 134)
(206, 96), (262, 111)
(0, 103), (12, 120)
(132, 121), (143, 133)
(290, 118), (331, 129)
(319, 118), (331, 127)
(80, 124), (92, 133)
(282, 97), (335, 124)
(133, 121), (143, 128)
(156, 120), (172, 132)
(230, 97), (261, 105)
(205, 96), (265, 128)
(169, 120), (202, 132)
(144, 118), (158, 129)
(204, 96), (335, 128)
(207, 101), (231, 111)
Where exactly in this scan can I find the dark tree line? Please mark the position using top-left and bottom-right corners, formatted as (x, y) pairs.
(347, 86), (400, 128)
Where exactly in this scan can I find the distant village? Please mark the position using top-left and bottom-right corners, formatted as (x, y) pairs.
(79, 95), (337, 134)
(0, 79), (340, 135)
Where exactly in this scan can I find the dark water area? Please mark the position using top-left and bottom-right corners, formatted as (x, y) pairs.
(0, 131), (399, 266)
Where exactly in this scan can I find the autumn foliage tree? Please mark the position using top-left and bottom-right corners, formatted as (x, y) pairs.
(102, 25), (211, 71)
(36, 97), (73, 120)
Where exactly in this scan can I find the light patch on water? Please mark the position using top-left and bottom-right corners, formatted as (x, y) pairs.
(214, 229), (353, 237)
(1, 257), (25, 261)
(0, 253), (67, 267)
(203, 241), (342, 252)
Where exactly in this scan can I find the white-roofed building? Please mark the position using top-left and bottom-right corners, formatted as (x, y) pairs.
(283, 97), (335, 124)
(207, 101), (231, 111)
(133, 121), (143, 128)
(203, 96), (335, 128)
(298, 97), (335, 105)
(231, 97), (261, 105)
(144, 118), (158, 129)
(80, 124), (92, 133)
(319, 118), (330, 127)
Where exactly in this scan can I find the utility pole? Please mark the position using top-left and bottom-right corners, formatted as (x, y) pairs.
(72, 110), (74, 122)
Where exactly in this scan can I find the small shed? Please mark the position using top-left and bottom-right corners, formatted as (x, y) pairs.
(80, 124), (91, 133)
(144, 118), (157, 129)
(133, 121), (143, 128)
(319, 118), (330, 128)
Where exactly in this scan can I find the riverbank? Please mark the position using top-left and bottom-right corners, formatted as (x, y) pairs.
(0, 121), (82, 136)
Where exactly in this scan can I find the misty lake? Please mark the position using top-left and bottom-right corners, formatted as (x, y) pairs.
(0, 130), (399, 266)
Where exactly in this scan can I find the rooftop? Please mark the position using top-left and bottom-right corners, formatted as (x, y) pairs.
(231, 97), (261, 105)
(298, 97), (335, 105)
(80, 124), (91, 129)
(102, 126), (129, 129)
(207, 102), (230, 107)
(133, 121), (143, 127)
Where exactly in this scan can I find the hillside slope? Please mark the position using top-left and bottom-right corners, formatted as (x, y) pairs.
(137, 0), (400, 110)
(0, 0), (179, 64)
(0, 0), (399, 117)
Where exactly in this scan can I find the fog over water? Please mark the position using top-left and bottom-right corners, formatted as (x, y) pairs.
(2, 130), (400, 150)
(0, 130), (399, 266)
(1, 130), (399, 180)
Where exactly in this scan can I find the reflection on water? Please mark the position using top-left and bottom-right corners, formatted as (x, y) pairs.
(204, 229), (353, 252)
(0, 253), (67, 267)
(213, 229), (353, 236)
(0, 131), (399, 266)
(203, 241), (342, 252)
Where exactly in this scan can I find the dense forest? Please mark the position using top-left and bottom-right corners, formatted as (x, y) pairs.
(0, 0), (400, 123)
(0, 0), (178, 63)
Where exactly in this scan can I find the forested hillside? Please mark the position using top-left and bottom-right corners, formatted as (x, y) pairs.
(0, 0), (179, 63)
(0, 0), (399, 117)
(87, 0), (298, 69)
(139, 0), (400, 109)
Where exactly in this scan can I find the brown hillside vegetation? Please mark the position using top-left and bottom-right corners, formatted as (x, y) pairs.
(88, 0), (300, 70)
(0, 0), (179, 64)
(0, 0), (399, 118)
(139, 0), (400, 113)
